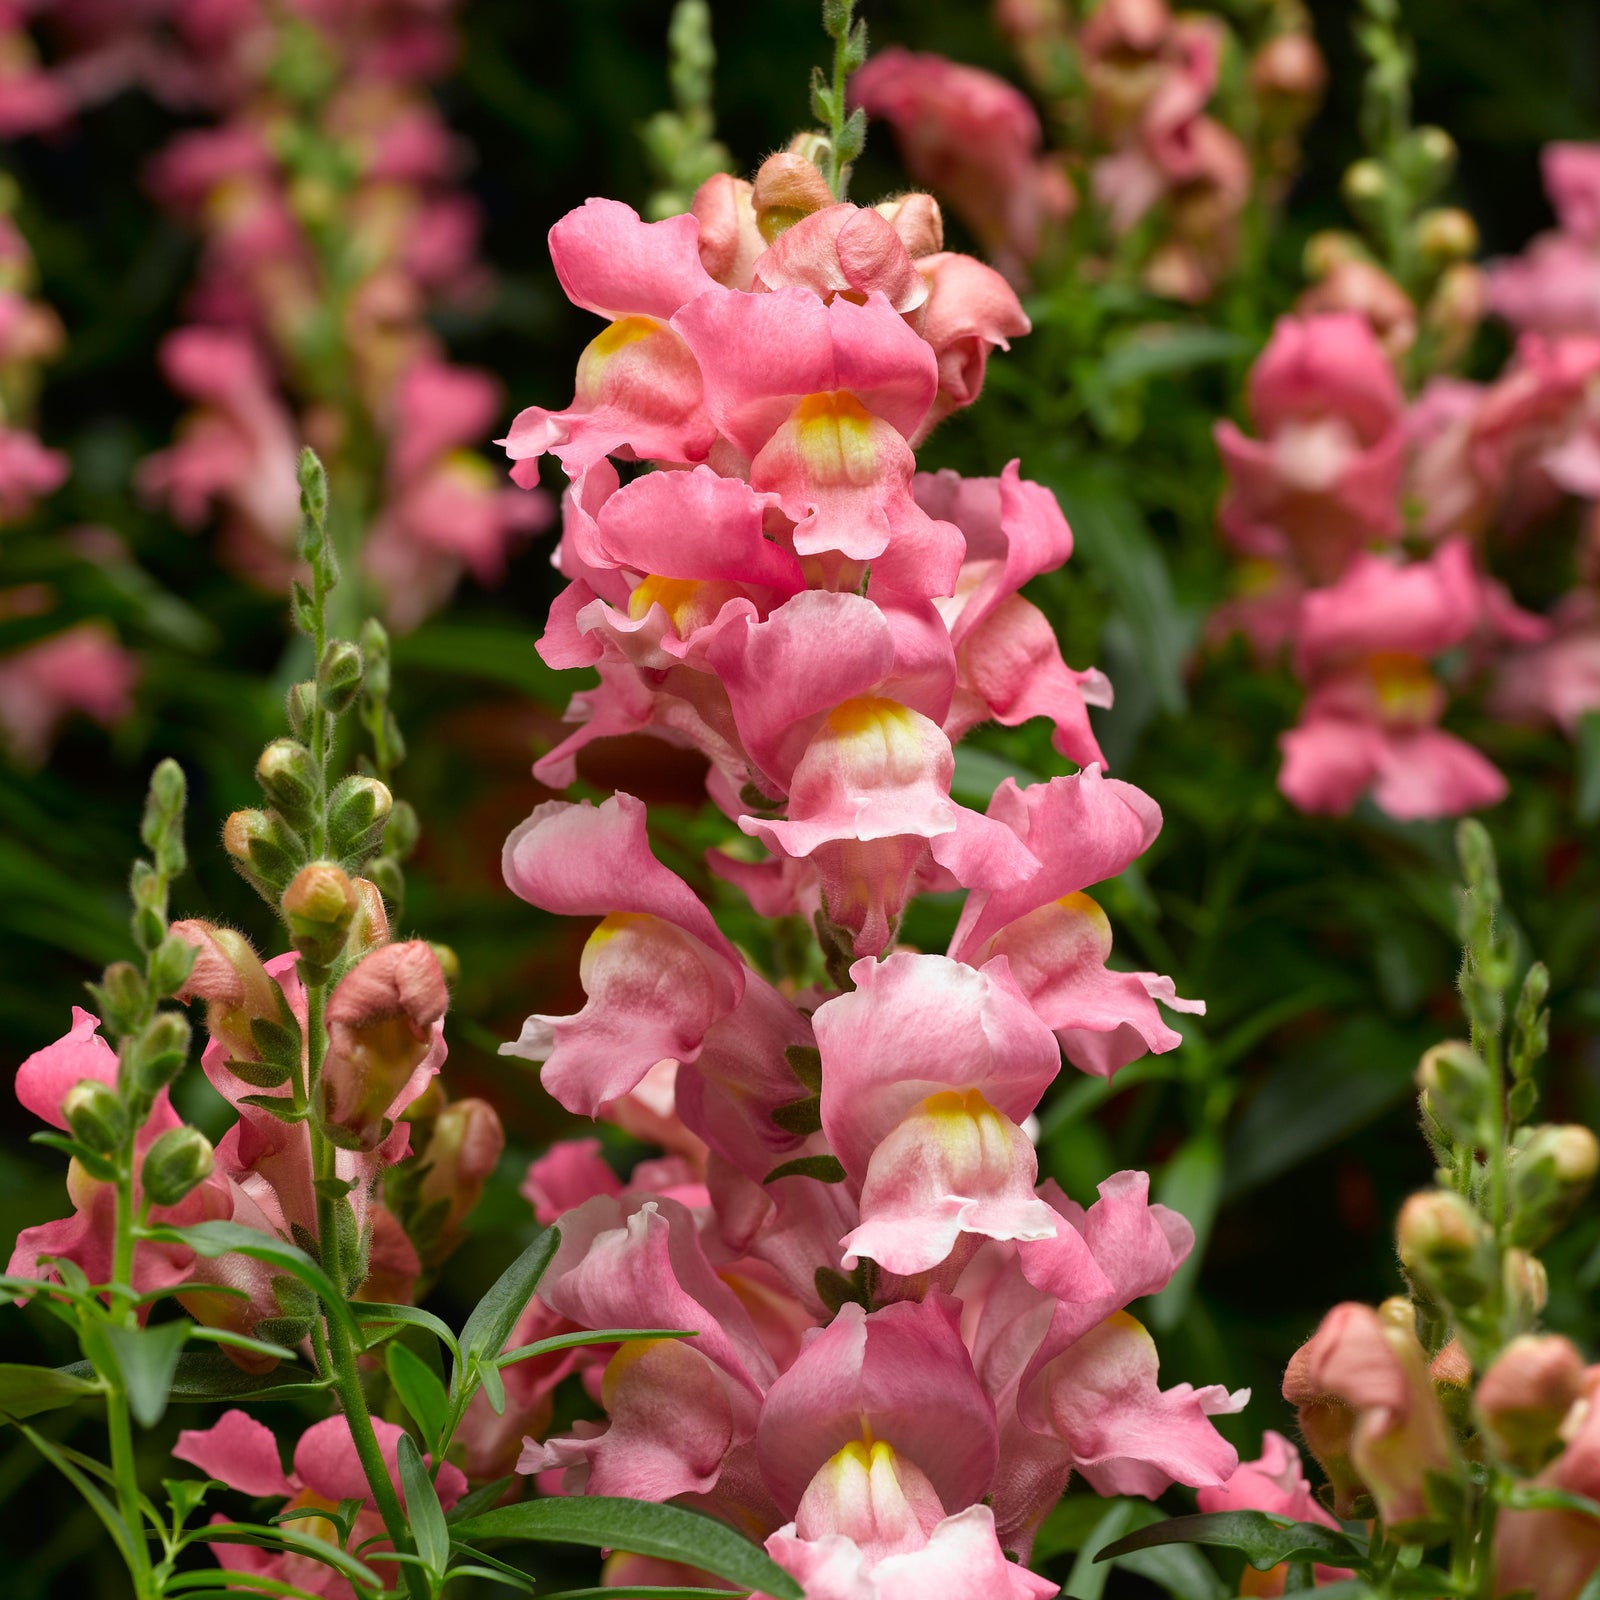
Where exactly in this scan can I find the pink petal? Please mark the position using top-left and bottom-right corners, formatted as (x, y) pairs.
(173, 1409), (296, 1499)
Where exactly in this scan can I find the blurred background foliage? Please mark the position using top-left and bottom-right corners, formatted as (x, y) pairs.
(2, 1), (1600, 1594)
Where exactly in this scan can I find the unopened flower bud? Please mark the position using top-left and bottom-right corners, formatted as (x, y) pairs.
(1417, 1040), (1491, 1147)
(141, 1125), (214, 1208)
(752, 150), (834, 243)
(1476, 1335), (1587, 1472)
(1303, 230), (1368, 279)
(413, 1097), (505, 1264)
(1423, 263), (1485, 366)
(1250, 31), (1326, 120)
(256, 739), (319, 828)
(873, 192), (943, 257)
(224, 808), (305, 896)
(282, 861), (358, 968)
(326, 775), (392, 864)
(92, 961), (149, 1038)
(124, 1011), (192, 1097)
(1415, 208), (1478, 265)
(1400, 126), (1456, 194)
(1342, 159), (1391, 218)
(1398, 1189), (1495, 1310)
(347, 877), (390, 953)
(64, 1079), (128, 1156)
(317, 639), (363, 714)
(359, 618), (391, 699)
(1509, 1125), (1599, 1249)
(286, 679), (315, 738)
(383, 799), (420, 862)
(169, 920), (280, 1061)
(1430, 1337), (1474, 1432)
(1504, 1248), (1548, 1318)
(429, 942), (460, 984)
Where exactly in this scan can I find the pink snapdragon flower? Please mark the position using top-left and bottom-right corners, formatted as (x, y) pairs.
(173, 1408), (466, 1599)
(1278, 540), (1508, 820)
(1216, 313), (1405, 583)
(812, 952), (1064, 1275)
(0, 423), (66, 521)
(850, 48), (1071, 284)
(0, 621), (138, 765)
(1489, 145), (1600, 338)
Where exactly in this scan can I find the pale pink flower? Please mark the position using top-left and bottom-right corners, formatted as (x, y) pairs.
(0, 622), (138, 765)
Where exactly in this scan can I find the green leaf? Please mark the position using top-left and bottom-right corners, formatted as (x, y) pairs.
(166, 1574), (332, 1600)
(538, 1590), (746, 1599)
(1097, 325), (1250, 391)
(1070, 1498), (1144, 1600)
(455, 1226), (559, 1385)
(1503, 1485), (1600, 1518)
(186, 1326), (300, 1365)
(1148, 1132), (1223, 1332)
(766, 1154), (846, 1184)
(354, 1301), (462, 1363)
(454, 1496), (802, 1598)
(395, 623), (583, 706)
(446, 1478), (516, 1526)
(201, 1522), (381, 1588)
(477, 1359), (507, 1415)
(145, 1221), (361, 1344)
(951, 744), (1040, 806)
(104, 1319), (191, 1428)
(1096, 1512), (1370, 1573)
(387, 1342), (449, 1453)
(1576, 711), (1600, 825)
(18, 1421), (136, 1568)
(497, 1329), (695, 1369)
(397, 1433), (450, 1581)
(164, 1475), (213, 1529)
(144, 1351), (330, 1402)
(0, 1361), (102, 1419)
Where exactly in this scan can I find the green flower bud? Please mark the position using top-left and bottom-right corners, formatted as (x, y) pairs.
(1397, 1189), (1494, 1310)
(148, 932), (200, 1001)
(383, 798), (419, 862)
(286, 679), (315, 738)
(1509, 1125), (1599, 1250)
(255, 739), (320, 829)
(317, 639), (363, 714)
(1416, 1040), (1491, 1147)
(124, 1011), (193, 1097)
(64, 1079), (128, 1157)
(358, 618), (391, 700)
(91, 961), (148, 1038)
(142, 1126), (215, 1208)
(224, 808), (306, 897)
(327, 775), (392, 863)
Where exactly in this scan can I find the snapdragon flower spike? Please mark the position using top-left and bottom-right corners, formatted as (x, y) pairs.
(500, 200), (720, 478)
(950, 770), (1202, 1076)
(1279, 540), (1509, 820)
(813, 953), (1063, 1275)
(173, 1408), (465, 1599)
(500, 793), (744, 1115)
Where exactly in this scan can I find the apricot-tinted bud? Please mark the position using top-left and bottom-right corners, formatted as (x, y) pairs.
(223, 808), (305, 895)
(1477, 1335), (1587, 1473)
(1398, 1189), (1495, 1310)
(169, 920), (280, 1061)
(1504, 1249), (1549, 1319)
(256, 739), (319, 829)
(347, 877), (390, 954)
(64, 1079), (128, 1156)
(1417, 1040), (1491, 1147)
(414, 1097), (505, 1264)
(282, 861), (358, 968)
(1342, 159), (1390, 215)
(753, 151), (834, 243)
(1415, 208), (1478, 265)
(1250, 32), (1326, 117)
(1510, 1125), (1599, 1249)
(1303, 230), (1368, 278)
(142, 1125), (214, 1208)
(1431, 1337), (1474, 1433)
(1424, 263), (1485, 364)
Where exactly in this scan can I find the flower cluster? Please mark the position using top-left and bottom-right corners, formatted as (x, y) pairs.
(0, 193), (138, 765)
(1211, 143), (1600, 821)
(852, 0), (1324, 300)
(494, 145), (1240, 1598)
(1, 0), (547, 626)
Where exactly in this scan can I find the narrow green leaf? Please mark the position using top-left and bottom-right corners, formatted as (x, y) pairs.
(1070, 1498), (1142, 1600)
(397, 1433), (450, 1580)
(447, 1563), (537, 1594)
(166, 1573), (330, 1600)
(454, 1496), (802, 1598)
(18, 1421), (137, 1567)
(456, 1226), (559, 1383)
(104, 1320), (191, 1428)
(1148, 1132), (1223, 1332)
(0, 1361), (103, 1419)
(539, 1589), (745, 1599)
(765, 1154), (847, 1184)
(1096, 1512), (1370, 1573)
(1503, 1485), (1600, 1519)
(497, 1328), (694, 1369)
(202, 1522), (381, 1587)
(354, 1302), (461, 1363)
(446, 1478), (516, 1526)
(447, 1540), (541, 1589)
(477, 1358), (507, 1415)
(186, 1326), (300, 1364)
(387, 1343), (449, 1454)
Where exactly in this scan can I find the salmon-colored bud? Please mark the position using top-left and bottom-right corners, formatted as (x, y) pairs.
(1250, 32), (1327, 115)
(1505, 1249), (1549, 1318)
(1283, 1299), (1454, 1528)
(321, 940), (449, 1150)
(1423, 263), (1485, 367)
(753, 152), (835, 243)
(281, 861), (358, 968)
(169, 920), (280, 1061)
(1431, 1338), (1473, 1389)
(413, 1097), (505, 1265)
(874, 192), (944, 258)
(347, 876), (390, 953)
(1478, 1336), (1588, 1472)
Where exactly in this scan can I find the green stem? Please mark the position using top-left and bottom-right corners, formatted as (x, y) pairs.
(825, 30), (852, 200)
(107, 1157), (156, 1597)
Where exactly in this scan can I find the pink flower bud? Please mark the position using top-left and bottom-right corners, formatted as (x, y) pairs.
(413, 1096), (505, 1264)
(751, 152), (835, 244)
(169, 920), (281, 1063)
(322, 940), (449, 1150)
(1478, 1335), (1588, 1472)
